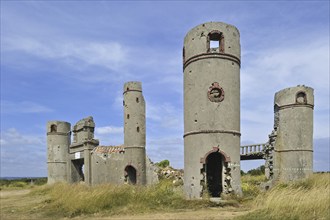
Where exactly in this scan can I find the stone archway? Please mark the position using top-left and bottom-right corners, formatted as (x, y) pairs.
(124, 165), (137, 185)
(205, 152), (224, 197)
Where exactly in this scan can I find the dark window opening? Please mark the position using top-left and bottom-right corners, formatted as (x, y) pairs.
(71, 159), (84, 182)
(206, 152), (223, 197)
(183, 47), (185, 64)
(125, 165), (137, 185)
(50, 124), (57, 132)
(137, 126), (140, 133)
(127, 114), (130, 119)
(136, 97), (139, 103)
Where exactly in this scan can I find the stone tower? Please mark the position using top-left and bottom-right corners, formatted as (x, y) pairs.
(47, 121), (71, 184)
(273, 85), (314, 182)
(123, 81), (146, 185)
(183, 22), (242, 199)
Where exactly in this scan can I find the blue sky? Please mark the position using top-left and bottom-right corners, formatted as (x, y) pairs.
(1, 1), (329, 177)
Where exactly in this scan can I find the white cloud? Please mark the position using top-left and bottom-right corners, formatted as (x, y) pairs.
(0, 128), (44, 147)
(1, 100), (53, 114)
(147, 137), (183, 168)
(147, 102), (183, 131)
(2, 36), (128, 72)
(0, 128), (46, 177)
(95, 126), (123, 135)
(94, 126), (124, 147)
(241, 35), (329, 140)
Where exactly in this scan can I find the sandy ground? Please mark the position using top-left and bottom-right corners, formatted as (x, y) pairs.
(0, 189), (249, 220)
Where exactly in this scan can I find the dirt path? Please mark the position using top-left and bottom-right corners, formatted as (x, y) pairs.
(0, 189), (250, 220)
(0, 189), (31, 198)
(78, 208), (250, 220)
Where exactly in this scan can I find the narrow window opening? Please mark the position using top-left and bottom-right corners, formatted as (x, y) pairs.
(127, 114), (130, 119)
(137, 126), (140, 133)
(136, 97), (139, 103)
(50, 124), (57, 132)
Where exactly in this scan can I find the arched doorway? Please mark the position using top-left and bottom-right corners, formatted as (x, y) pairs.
(206, 152), (223, 197)
(125, 165), (137, 185)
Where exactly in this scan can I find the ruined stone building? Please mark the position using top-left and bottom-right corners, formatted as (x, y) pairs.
(182, 22), (314, 199)
(47, 21), (314, 199)
(47, 82), (158, 185)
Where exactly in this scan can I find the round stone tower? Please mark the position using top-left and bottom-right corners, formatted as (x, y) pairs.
(273, 85), (314, 182)
(123, 81), (146, 185)
(47, 121), (71, 184)
(183, 22), (242, 199)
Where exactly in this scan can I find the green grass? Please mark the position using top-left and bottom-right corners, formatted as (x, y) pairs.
(241, 174), (266, 198)
(0, 177), (47, 190)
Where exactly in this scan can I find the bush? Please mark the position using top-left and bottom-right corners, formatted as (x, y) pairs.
(156, 159), (170, 168)
(247, 165), (265, 176)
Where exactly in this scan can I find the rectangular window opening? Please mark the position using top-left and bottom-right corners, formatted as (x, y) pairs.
(210, 40), (219, 49)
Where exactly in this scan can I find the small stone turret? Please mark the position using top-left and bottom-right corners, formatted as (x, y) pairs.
(47, 121), (71, 184)
(72, 116), (96, 143)
(123, 81), (146, 185)
(273, 85), (314, 182)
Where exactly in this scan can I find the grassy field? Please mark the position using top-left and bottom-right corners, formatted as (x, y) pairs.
(1, 174), (329, 219)
(238, 173), (330, 220)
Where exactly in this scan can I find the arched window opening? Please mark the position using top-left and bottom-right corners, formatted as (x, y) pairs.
(296, 92), (307, 104)
(50, 124), (57, 132)
(205, 152), (223, 197)
(207, 31), (224, 53)
(125, 165), (137, 185)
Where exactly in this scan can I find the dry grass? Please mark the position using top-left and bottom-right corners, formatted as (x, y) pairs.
(237, 173), (330, 220)
(241, 175), (266, 198)
(32, 180), (212, 218)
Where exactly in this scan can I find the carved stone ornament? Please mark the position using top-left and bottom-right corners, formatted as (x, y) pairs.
(207, 82), (224, 102)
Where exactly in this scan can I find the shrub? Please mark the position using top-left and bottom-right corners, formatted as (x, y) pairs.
(156, 159), (170, 168)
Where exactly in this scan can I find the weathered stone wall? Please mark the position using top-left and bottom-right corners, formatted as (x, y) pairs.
(47, 121), (71, 184)
(183, 22), (242, 199)
(273, 85), (314, 182)
(91, 146), (126, 185)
